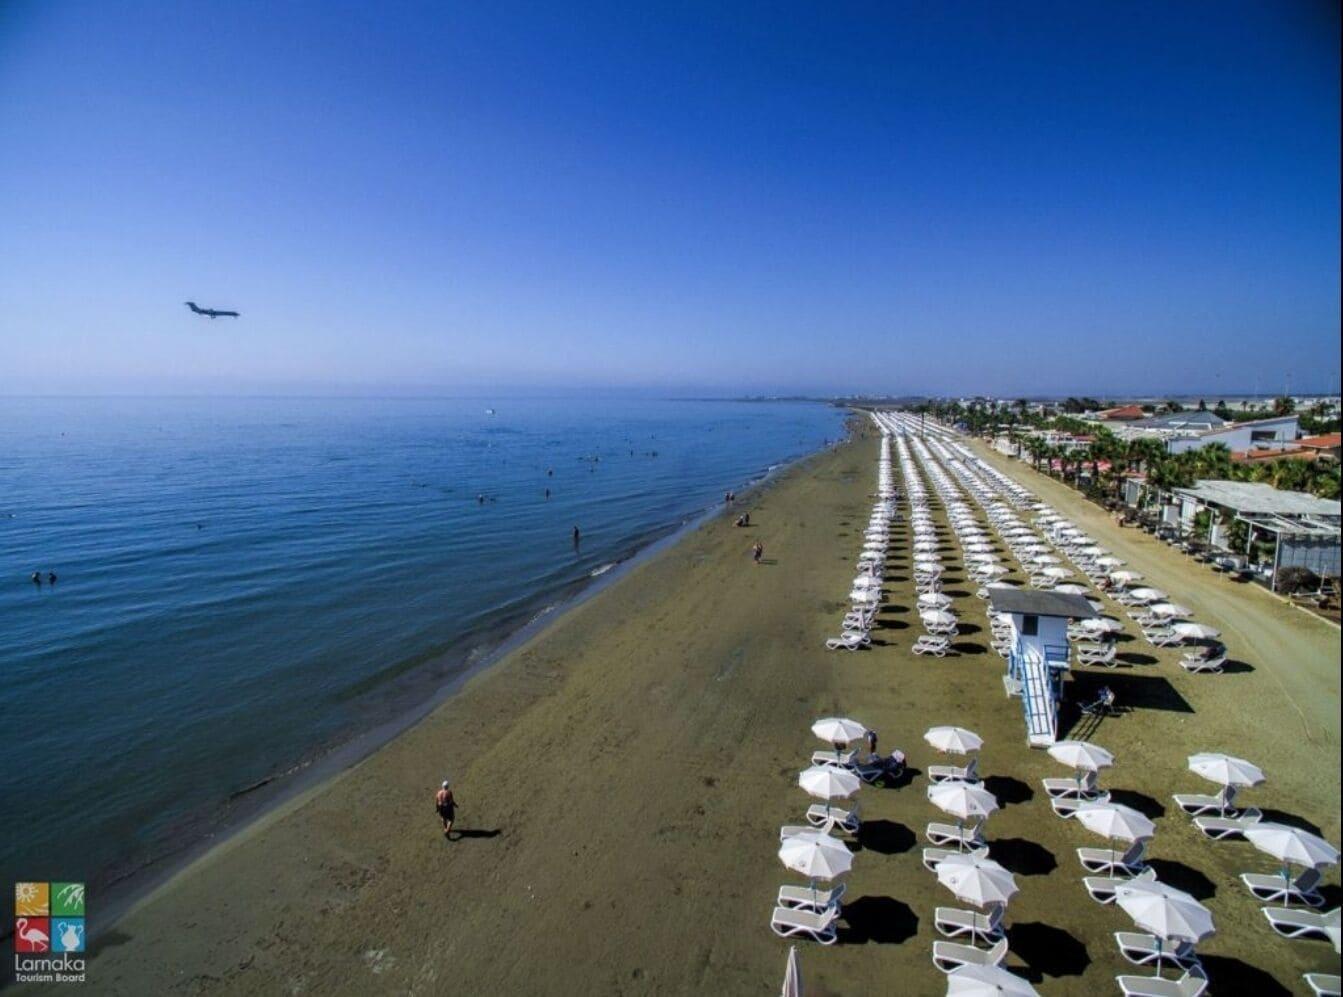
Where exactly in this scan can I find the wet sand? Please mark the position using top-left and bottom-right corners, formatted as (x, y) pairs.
(75, 432), (1339, 995)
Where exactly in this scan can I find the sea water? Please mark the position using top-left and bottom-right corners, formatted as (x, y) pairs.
(0, 396), (844, 895)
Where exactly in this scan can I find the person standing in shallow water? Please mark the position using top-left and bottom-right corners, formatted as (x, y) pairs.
(435, 780), (456, 838)
(31, 571), (41, 588)
(573, 525), (581, 547)
(752, 541), (764, 564)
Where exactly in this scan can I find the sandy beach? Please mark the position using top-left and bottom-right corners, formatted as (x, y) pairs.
(73, 431), (1339, 995)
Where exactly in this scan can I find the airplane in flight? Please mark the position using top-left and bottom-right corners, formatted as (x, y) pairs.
(185, 301), (240, 319)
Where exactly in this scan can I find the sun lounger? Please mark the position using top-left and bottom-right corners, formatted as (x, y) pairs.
(1077, 643), (1118, 667)
(928, 758), (979, 784)
(780, 825), (821, 841)
(777, 883), (845, 912)
(1043, 771), (1100, 799)
(913, 635), (951, 656)
(1083, 867), (1157, 904)
(923, 845), (990, 872)
(1172, 790), (1237, 817)
(825, 632), (870, 651)
(1193, 808), (1262, 840)
(1261, 905), (1339, 945)
(926, 822), (986, 849)
(1051, 791), (1111, 818)
(1116, 967), (1207, 996)
(1145, 629), (1183, 647)
(935, 904), (1004, 941)
(807, 803), (860, 835)
(770, 905), (839, 944)
(1241, 867), (1325, 907)
(1078, 840), (1148, 875)
(1179, 654), (1226, 674)
(931, 937), (1008, 973)
(811, 750), (856, 770)
(1305, 973), (1342, 997)
(1115, 932), (1201, 970)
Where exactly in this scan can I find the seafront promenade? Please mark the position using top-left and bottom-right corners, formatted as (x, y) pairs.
(74, 428), (1338, 995)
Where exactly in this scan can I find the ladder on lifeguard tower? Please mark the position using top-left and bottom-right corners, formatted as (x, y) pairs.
(1014, 644), (1058, 747)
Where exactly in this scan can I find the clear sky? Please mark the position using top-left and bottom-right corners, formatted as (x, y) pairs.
(1, 1), (1338, 397)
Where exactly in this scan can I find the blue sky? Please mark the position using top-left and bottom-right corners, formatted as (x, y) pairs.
(1, 1), (1338, 397)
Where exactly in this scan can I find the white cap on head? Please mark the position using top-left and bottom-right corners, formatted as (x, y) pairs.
(442, 780), (450, 788)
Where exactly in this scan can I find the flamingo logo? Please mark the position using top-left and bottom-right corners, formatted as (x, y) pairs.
(14, 881), (86, 953)
(14, 917), (50, 953)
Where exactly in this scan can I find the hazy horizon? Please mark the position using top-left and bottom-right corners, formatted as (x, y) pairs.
(2, 2), (1338, 397)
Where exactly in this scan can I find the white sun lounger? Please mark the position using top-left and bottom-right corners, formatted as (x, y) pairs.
(806, 803), (860, 835)
(1193, 808), (1262, 840)
(1084, 867), (1157, 904)
(927, 822), (986, 849)
(1145, 629), (1184, 648)
(1043, 771), (1100, 799)
(1179, 654), (1226, 674)
(923, 845), (990, 872)
(811, 750), (857, 770)
(777, 883), (845, 912)
(931, 936), (1008, 974)
(913, 635), (951, 656)
(1051, 790), (1111, 818)
(1172, 790), (1237, 817)
(1116, 968), (1207, 996)
(770, 905), (839, 944)
(1241, 867), (1325, 907)
(1116, 932), (1201, 970)
(935, 904), (1004, 941)
(1261, 905), (1339, 945)
(1077, 643), (1118, 667)
(1078, 840), (1148, 876)
(825, 632), (870, 651)
(928, 758), (979, 784)
(1305, 973), (1342, 996)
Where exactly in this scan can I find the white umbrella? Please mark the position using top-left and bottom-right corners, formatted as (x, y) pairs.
(919, 592), (954, 609)
(798, 765), (861, 825)
(1187, 753), (1264, 793)
(1128, 587), (1168, 602)
(1110, 570), (1143, 584)
(781, 946), (802, 997)
(849, 588), (879, 604)
(1114, 882), (1215, 975)
(936, 853), (1019, 909)
(1074, 801), (1155, 866)
(1053, 583), (1090, 595)
(921, 609), (958, 628)
(1243, 823), (1340, 898)
(925, 726), (983, 754)
(979, 565), (1010, 578)
(1048, 740), (1115, 774)
(1041, 566), (1072, 579)
(1031, 554), (1061, 565)
(1148, 602), (1192, 619)
(1095, 555), (1124, 568)
(1171, 622), (1221, 641)
(1079, 617), (1124, 635)
(778, 830), (854, 907)
(946, 964), (1039, 996)
(928, 781), (1000, 824)
(851, 576), (882, 590)
(811, 717), (868, 745)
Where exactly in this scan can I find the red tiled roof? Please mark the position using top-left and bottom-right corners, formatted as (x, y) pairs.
(1099, 405), (1144, 420)
(1297, 433), (1341, 449)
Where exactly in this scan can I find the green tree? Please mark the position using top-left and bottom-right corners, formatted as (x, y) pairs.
(1273, 395), (1296, 417)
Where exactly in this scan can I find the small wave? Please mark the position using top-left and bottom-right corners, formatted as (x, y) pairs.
(589, 562), (617, 577)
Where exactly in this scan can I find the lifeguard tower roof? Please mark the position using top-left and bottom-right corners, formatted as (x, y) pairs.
(990, 589), (1096, 619)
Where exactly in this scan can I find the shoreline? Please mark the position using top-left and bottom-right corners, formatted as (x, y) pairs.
(82, 430), (850, 940)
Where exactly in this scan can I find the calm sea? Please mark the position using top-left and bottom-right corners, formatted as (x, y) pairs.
(0, 396), (844, 897)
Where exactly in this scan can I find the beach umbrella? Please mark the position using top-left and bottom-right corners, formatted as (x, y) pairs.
(798, 765), (861, 822)
(1171, 622), (1221, 641)
(1079, 617), (1124, 635)
(1148, 602), (1193, 619)
(921, 610), (958, 628)
(946, 965), (1039, 996)
(781, 946), (802, 997)
(1080, 545), (1108, 557)
(936, 853), (1019, 909)
(919, 593), (953, 610)
(1041, 566), (1072, 579)
(1110, 570), (1143, 585)
(1074, 802), (1155, 866)
(928, 781), (1000, 822)
(1128, 587), (1168, 602)
(1053, 583), (1090, 595)
(849, 588), (879, 605)
(1114, 882), (1215, 976)
(977, 565), (1009, 579)
(1187, 753), (1264, 795)
(1031, 554), (1061, 565)
(1048, 740), (1115, 774)
(1243, 824), (1340, 895)
(851, 576), (881, 590)
(1095, 555), (1124, 568)
(778, 831), (854, 905)
(811, 718), (867, 756)
(925, 726), (984, 754)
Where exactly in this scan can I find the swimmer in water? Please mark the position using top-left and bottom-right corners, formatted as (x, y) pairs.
(31, 571), (42, 588)
(573, 525), (581, 546)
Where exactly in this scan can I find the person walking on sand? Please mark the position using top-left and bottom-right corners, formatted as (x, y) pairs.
(752, 541), (764, 564)
(435, 780), (457, 838)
